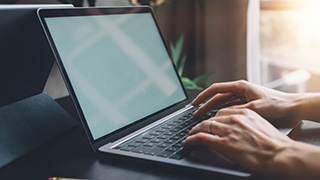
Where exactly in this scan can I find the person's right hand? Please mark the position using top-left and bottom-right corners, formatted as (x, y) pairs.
(184, 107), (320, 180)
(183, 108), (295, 178)
(192, 80), (299, 126)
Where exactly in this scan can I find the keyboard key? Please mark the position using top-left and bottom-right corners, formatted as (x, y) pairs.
(169, 153), (188, 160)
(202, 116), (210, 120)
(169, 149), (192, 160)
(172, 143), (182, 148)
(161, 126), (171, 129)
(135, 138), (149, 143)
(157, 150), (174, 158)
(170, 135), (183, 141)
(184, 121), (193, 126)
(166, 146), (180, 152)
(176, 139), (184, 145)
(164, 139), (175, 144)
(144, 147), (165, 156)
(179, 117), (188, 120)
(132, 146), (151, 154)
(157, 135), (170, 139)
(181, 129), (190, 134)
(127, 142), (143, 147)
(202, 110), (217, 120)
(171, 122), (178, 126)
(177, 132), (188, 136)
(157, 143), (171, 148)
(163, 131), (174, 136)
(172, 119), (183, 123)
(150, 138), (163, 143)
(169, 128), (180, 133)
(120, 145), (135, 151)
(142, 135), (155, 139)
(169, 154), (184, 160)
(155, 129), (166, 133)
(180, 148), (194, 154)
(185, 126), (193, 131)
(209, 110), (218, 116)
(180, 122), (189, 127)
(143, 142), (158, 147)
(149, 131), (162, 136)
(175, 125), (185, 130)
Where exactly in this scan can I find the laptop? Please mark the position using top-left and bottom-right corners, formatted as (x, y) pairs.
(37, 6), (251, 177)
(0, 4), (73, 107)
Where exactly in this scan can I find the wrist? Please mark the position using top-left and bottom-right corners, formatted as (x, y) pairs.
(287, 93), (303, 121)
(292, 93), (320, 121)
(271, 140), (320, 180)
(271, 140), (302, 179)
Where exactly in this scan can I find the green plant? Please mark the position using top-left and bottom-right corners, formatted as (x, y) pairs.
(170, 34), (213, 90)
(130, 0), (214, 89)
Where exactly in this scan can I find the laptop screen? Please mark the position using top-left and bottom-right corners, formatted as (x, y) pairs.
(44, 11), (187, 140)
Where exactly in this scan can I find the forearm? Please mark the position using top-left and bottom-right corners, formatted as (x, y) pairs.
(272, 141), (320, 180)
(291, 93), (320, 122)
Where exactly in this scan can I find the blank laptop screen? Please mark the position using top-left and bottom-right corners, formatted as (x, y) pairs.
(44, 13), (186, 140)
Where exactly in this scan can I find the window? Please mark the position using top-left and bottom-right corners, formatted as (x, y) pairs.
(260, 0), (320, 92)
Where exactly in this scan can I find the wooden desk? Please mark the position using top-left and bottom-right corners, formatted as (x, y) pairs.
(1, 91), (320, 180)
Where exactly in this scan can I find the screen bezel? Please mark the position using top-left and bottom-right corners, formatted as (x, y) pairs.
(38, 6), (189, 150)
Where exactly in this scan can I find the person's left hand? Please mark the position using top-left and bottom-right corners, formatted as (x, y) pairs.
(182, 108), (294, 174)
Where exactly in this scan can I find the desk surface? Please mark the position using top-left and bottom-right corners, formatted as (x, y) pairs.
(1, 90), (320, 180)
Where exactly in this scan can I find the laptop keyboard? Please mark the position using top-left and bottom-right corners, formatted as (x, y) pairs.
(115, 109), (218, 160)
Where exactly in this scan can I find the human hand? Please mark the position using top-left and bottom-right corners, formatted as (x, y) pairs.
(182, 108), (295, 175)
(192, 80), (299, 126)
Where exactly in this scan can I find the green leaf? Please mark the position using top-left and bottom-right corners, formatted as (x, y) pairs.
(153, 6), (159, 16)
(169, 33), (214, 90)
(170, 34), (185, 66)
(193, 71), (214, 85)
(175, 34), (185, 60)
(178, 54), (187, 76)
(170, 42), (179, 66)
(181, 77), (203, 90)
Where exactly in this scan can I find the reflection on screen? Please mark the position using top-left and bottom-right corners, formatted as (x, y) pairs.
(45, 13), (186, 140)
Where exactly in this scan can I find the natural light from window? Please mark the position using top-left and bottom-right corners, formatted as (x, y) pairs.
(260, 0), (320, 93)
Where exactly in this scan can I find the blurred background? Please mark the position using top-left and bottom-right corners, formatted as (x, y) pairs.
(260, 0), (320, 93)
(1, 0), (320, 99)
